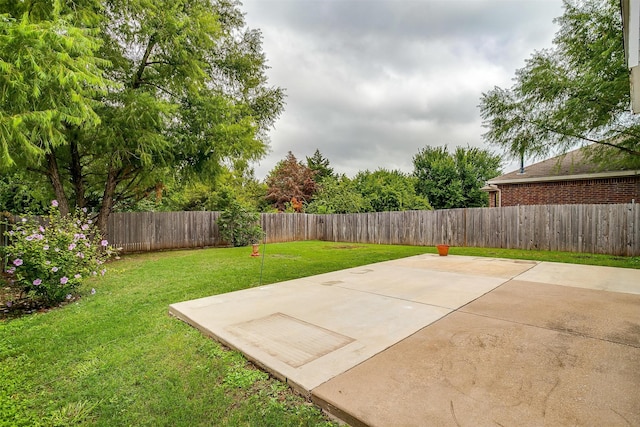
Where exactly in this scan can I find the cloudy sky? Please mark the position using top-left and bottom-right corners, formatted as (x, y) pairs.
(241, 0), (565, 179)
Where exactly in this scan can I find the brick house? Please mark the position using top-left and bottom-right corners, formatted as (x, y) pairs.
(481, 146), (640, 207)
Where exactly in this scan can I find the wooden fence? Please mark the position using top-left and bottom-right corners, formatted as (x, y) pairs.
(1, 204), (639, 257)
(305, 204), (639, 256)
(109, 204), (639, 256)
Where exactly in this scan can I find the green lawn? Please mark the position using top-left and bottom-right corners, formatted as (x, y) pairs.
(1, 241), (638, 426)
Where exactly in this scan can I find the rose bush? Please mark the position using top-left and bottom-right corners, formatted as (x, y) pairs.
(2, 201), (115, 305)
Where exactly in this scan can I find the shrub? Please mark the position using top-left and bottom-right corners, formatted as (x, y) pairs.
(217, 201), (264, 247)
(1, 201), (115, 305)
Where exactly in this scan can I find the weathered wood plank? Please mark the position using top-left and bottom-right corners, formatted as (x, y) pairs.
(16, 204), (631, 257)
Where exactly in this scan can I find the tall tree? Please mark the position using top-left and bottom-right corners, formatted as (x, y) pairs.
(306, 149), (334, 182)
(353, 169), (431, 212)
(413, 146), (501, 210)
(305, 175), (367, 214)
(0, 7), (111, 217)
(479, 0), (640, 168)
(265, 151), (316, 211)
(0, 0), (284, 236)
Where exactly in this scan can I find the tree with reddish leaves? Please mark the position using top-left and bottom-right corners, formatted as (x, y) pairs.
(265, 152), (317, 211)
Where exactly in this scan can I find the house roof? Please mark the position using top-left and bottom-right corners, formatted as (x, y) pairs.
(487, 145), (640, 185)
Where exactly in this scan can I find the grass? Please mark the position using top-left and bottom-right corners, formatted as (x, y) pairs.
(0, 241), (432, 426)
(1, 241), (638, 427)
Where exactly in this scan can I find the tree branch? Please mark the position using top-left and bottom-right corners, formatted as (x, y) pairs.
(132, 35), (156, 89)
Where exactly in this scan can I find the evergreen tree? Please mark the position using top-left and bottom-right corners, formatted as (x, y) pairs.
(306, 149), (334, 182)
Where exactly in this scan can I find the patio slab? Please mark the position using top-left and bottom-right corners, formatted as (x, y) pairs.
(313, 309), (640, 427)
(515, 261), (640, 294)
(169, 255), (640, 426)
(169, 255), (517, 393)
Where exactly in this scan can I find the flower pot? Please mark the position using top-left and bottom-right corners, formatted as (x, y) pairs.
(436, 244), (450, 256)
(251, 243), (260, 257)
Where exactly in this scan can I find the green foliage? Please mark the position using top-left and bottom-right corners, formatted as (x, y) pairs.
(265, 152), (317, 211)
(0, 171), (52, 215)
(413, 146), (501, 209)
(0, 9), (111, 170)
(2, 201), (115, 305)
(353, 169), (431, 212)
(306, 149), (335, 182)
(306, 175), (368, 214)
(480, 0), (640, 168)
(0, 0), (285, 234)
(217, 200), (263, 246)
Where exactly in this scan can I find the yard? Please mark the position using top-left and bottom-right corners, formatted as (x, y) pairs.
(1, 241), (638, 426)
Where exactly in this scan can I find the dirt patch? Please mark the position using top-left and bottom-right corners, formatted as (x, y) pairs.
(323, 245), (364, 250)
(0, 276), (78, 321)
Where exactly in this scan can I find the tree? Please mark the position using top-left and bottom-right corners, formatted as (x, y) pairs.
(413, 146), (501, 209)
(306, 149), (334, 182)
(0, 9), (111, 217)
(0, 171), (52, 215)
(265, 152), (316, 211)
(353, 169), (431, 212)
(305, 175), (367, 214)
(479, 0), (640, 168)
(0, 0), (284, 237)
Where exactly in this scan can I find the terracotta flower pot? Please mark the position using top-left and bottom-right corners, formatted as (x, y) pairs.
(251, 243), (260, 257)
(436, 244), (450, 256)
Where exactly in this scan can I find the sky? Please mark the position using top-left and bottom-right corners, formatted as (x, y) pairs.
(241, 0), (566, 179)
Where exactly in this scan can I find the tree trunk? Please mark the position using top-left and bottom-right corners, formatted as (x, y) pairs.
(46, 152), (70, 216)
(69, 135), (86, 209)
(97, 166), (118, 240)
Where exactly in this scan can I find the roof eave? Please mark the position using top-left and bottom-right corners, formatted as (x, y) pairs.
(487, 169), (640, 185)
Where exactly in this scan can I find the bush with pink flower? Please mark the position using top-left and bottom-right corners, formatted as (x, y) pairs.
(1, 200), (116, 305)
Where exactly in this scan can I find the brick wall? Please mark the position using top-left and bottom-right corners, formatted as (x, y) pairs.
(496, 176), (640, 206)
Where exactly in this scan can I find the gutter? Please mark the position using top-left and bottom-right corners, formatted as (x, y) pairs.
(480, 184), (501, 207)
(487, 169), (640, 185)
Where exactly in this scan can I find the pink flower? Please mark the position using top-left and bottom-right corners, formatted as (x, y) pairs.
(100, 269), (107, 276)
(68, 243), (76, 251)
(51, 200), (59, 207)
(33, 279), (42, 286)
(51, 266), (59, 272)
(66, 294), (72, 300)
(43, 245), (49, 250)
(101, 240), (108, 247)
(81, 224), (89, 231)
(7, 267), (15, 274)
(39, 226), (45, 232)
(74, 274), (82, 279)
(13, 259), (23, 266)
(60, 276), (68, 284)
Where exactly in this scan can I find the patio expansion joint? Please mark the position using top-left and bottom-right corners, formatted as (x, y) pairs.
(456, 309), (640, 350)
(326, 282), (456, 312)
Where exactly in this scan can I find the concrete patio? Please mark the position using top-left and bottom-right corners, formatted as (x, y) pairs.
(169, 254), (640, 426)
